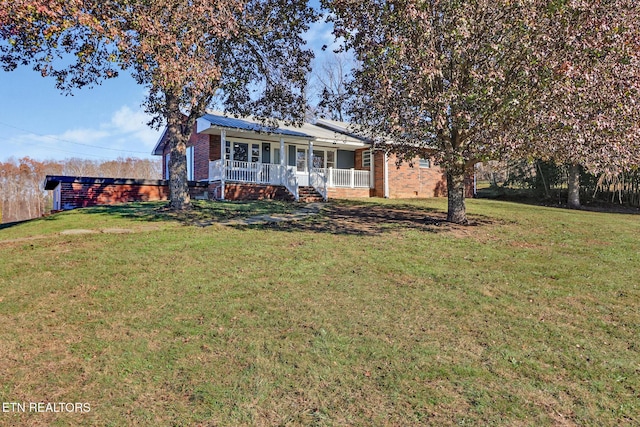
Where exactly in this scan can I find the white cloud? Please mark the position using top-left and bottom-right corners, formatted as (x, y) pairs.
(2, 105), (162, 161)
(108, 105), (160, 149)
(58, 128), (111, 143)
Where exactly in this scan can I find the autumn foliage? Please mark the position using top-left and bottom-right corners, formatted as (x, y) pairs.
(1, 0), (317, 210)
(324, 0), (640, 223)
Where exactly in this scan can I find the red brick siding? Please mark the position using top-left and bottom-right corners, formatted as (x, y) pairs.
(60, 182), (168, 209)
(327, 187), (371, 199)
(370, 151), (447, 198)
(372, 151), (385, 197)
(209, 135), (222, 161)
(224, 183), (294, 201)
(57, 180), (215, 210)
(191, 132), (210, 181)
(387, 153), (447, 198)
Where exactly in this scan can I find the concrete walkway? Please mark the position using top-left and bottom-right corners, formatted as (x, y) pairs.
(218, 202), (326, 226)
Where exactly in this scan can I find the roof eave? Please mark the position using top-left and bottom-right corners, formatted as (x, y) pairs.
(151, 128), (168, 156)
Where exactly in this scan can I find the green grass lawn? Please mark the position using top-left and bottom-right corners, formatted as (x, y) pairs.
(0, 198), (638, 426)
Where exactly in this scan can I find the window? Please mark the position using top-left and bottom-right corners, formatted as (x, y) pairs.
(235, 143), (249, 162)
(296, 148), (307, 172)
(273, 148), (280, 165)
(326, 151), (335, 169)
(165, 153), (170, 179)
(312, 150), (325, 169)
(250, 143), (260, 163)
(362, 150), (371, 168)
(419, 158), (431, 168)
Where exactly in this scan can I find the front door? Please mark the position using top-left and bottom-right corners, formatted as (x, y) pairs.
(296, 147), (308, 185)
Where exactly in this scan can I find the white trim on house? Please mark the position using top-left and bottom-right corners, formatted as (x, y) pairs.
(53, 184), (61, 210)
(186, 146), (195, 180)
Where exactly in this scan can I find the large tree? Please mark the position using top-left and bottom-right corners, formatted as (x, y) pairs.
(516, 1), (640, 209)
(1, 0), (317, 209)
(323, 0), (640, 223)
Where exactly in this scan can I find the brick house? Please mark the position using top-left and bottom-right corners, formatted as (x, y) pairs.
(152, 112), (453, 202)
(45, 112), (472, 211)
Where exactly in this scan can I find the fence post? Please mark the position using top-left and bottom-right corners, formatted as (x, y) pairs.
(350, 168), (355, 188)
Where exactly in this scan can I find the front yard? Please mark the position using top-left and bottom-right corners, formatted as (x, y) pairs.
(0, 198), (638, 425)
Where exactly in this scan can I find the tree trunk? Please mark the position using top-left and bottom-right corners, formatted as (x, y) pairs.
(165, 94), (191, 210)
(167, 130), (191, 210)
(447, 168), (468, 224)
(567, 163), (581, 209)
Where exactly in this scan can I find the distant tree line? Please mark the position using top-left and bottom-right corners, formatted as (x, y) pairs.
(476, 160), (640, 208)
(0, 157), (161, 223)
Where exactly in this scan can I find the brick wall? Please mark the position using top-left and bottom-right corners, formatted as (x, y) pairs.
(373, 151), (386, 198)
(161, 123), (214, 180)
(327, 187), (371, 199)
(369, 151), (477, 199)
(50, 176), (211, 210)
(370, 151), (447, 198)
(224, 183), (294, 201)
(208, 182), (223, 200)
(386, 153), (447, 198)
(210, 135), (222, 161)
(59, 182), (169, 209)
(192, 132), (210, 181)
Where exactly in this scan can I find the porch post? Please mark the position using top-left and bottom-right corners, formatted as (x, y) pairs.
(280, 138), (286, 167)
(308, 139), (313, 184)
(350, 168), (355, 188)
(280, 137), (285, 185)
(220, 129), (226, 200)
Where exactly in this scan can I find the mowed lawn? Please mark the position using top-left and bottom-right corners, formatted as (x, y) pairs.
(0, 198), (638, 426)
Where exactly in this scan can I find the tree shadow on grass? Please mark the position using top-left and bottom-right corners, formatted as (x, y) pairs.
(70, 200), (306, 225)
(0, 219), (31, 230)
(233, 201), (495, 236)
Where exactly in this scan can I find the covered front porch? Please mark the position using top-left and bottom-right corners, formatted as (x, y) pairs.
(197, 113), (373, 201)
(209, 159), (371, 201)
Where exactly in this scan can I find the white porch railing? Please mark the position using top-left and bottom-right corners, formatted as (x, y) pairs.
(310, 168), (328, 201)
(210, 159), (225, 181)
(226, 160), (283, 184)
(209, 160), (299, 200)
(283, 166), (299, 201)
(209, 161), (370, 196)
(316, 167), (371, 188)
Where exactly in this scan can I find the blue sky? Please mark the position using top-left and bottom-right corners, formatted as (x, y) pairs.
(0, 5), (337, 162)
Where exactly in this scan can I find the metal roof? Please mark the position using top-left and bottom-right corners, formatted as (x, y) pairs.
(200, 113), (311, 138)
(152, 112), (371, 156)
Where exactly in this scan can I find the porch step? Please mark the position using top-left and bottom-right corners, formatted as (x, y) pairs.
(297, 186), (324, 203)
